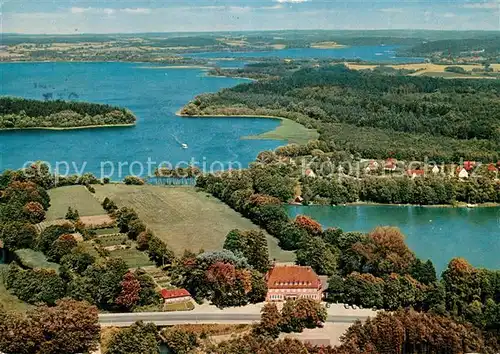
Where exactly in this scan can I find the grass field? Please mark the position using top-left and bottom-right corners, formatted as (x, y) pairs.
(109, 247), (155, 268)
(94, 227), (120, 235)
(96, 233), (128, 247)
(164, 300), (195, 311)
(15, 249), (60, 272)
(243, 117), (319, 145)
(93, 185), (295, 262)
(46, 185), (105, 221)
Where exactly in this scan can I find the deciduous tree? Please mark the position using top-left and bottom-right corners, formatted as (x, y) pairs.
(115, 271), (141, 310)
(48, 234), (78, 262)
(294, 215), (323, 236)
(254, 303), (282, 338)
(280, 298), (327, 333)
(106, 321), (160, 354)
(23, 201), (46, 223)
(0, 221), (36, 250)
(163, 328), (199, 354)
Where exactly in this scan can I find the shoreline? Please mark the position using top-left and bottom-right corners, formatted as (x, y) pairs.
(310, 44), (349, 49)
(290, 201), (500, 209)
(176, 110), (285, 121)
(205, 74), (257, 81)
(0, 123), (136, 132)
(138, 65), (212, 70)
(176, 110), (319, 145)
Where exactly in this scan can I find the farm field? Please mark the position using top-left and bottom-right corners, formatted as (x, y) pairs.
(46, 185), (105, 221)
(109, 247), (155, 268)
(93, 184), (295, 262)
(345, 62), (500, 78)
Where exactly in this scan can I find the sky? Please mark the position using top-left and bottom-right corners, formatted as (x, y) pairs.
(1, 0), (499, 34)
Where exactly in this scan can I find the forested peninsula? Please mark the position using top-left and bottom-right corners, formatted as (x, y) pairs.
(181, 64), (500, 162)
(0, 97), (136, 130)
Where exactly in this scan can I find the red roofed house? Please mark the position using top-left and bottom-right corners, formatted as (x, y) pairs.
(384, 158), (397, 171)
(161, 288), (192, 304)
(365, 160), (379, 173)
(305, 169), (317, 178)
(487, 163), (498, 172)
(265, 264), (323, 302)
(407, 169), (425, 178)
(463, 161), (476, 171)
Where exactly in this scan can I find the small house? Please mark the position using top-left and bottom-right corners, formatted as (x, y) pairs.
(463, 161), (476, 171)
(294, 196), (304, 203)
(458, 168), (469, 179)
(365, 160), (379, 173)
(487, 164), (498, 173)
(161, 288), (192, 304)
(432, 165), (440, 174)
(384, 158), (397, 171)
(305, 169), (317, 178)
(407, 169), (425, 179)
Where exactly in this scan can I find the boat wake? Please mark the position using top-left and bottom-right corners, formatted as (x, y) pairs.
(171, 133), (188, 149)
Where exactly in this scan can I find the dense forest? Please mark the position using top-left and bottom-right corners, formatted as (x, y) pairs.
(182, 65), (500, 162)
(402, 36), (500, 58)
(0, 97), (136, 129)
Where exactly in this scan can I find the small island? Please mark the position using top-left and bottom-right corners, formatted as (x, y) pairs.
(0, 97), (136, 130)
(310, 41), (347, 49)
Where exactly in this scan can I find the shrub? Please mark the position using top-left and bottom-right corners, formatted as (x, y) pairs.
(65, 207), (80, 221)
(123, 176), (145, 185)
(85, 183), (96, 193)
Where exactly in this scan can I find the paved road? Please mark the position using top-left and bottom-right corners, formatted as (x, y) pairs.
(99, 312), (371, 327)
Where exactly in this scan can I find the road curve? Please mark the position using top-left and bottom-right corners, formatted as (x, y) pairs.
(99, 312), (370, 327)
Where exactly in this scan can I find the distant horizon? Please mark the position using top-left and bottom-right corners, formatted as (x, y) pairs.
(2, 28), (500, 36)
(2, 0), (499, 34)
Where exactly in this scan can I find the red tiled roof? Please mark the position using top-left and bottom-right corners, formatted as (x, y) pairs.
(407, 169), (425, 176)
(464, 161), (476, 171)
(266, 265), (321, 290)
(385, 160), (396, 169)
(488, 164), (498, 172)
(161, 288), (191, 299)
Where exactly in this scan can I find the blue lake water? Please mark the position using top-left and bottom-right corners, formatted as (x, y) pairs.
(287, 205), (500, 274)
(185, 45), (424, 63)
(0, 52), (497, 270)
(0, 62), (285, 178)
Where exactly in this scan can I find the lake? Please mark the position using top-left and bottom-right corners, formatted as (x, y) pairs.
(0, 62), (285, 178)
(0, 45), (421, 177)
(287, 205), (500, 274)
(1, 50), (497, 270)
(185, 45), (424, 63)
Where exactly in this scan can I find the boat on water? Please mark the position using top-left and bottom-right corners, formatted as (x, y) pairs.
(181, 143), (188, 149)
